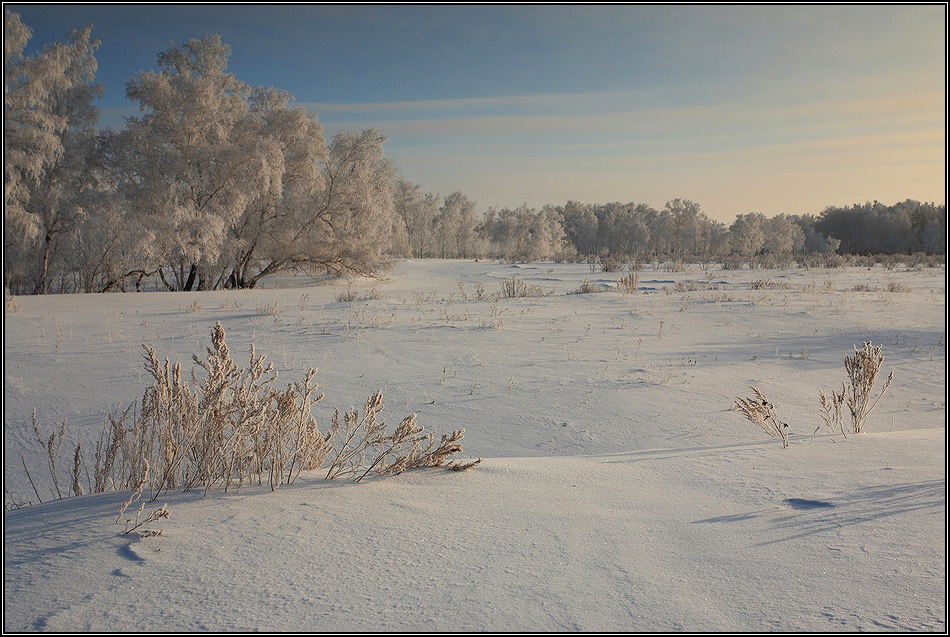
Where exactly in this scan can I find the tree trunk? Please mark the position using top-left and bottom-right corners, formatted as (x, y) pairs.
(183, 264), (198, 291)
(33, 233), (52, 295)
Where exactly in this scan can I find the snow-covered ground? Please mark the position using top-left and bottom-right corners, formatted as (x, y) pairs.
(4, 259), (946, 631)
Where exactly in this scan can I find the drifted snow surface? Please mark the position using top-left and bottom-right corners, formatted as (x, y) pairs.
(4, 260), (946, 631)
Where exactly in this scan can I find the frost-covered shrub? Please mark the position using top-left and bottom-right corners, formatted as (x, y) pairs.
(21, 323), (476, 505)
(617, 273), (640, 295)
(735, 387), (789, 447)
(599, 254), (624, 272)
(820, 342), (893, 434)
(499, 276), (548, 298)
(570, 279), (606, 294)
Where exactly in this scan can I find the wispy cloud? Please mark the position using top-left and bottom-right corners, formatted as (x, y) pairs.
(314, 88), (944, 146)
(299, 92), (609, 114)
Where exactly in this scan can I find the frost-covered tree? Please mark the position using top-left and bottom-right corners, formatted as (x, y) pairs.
(413, 193), (441, 258)
(560, 201), (599, 255)
(640, 204), (672, 257)
(620, 204), (653, 257)
(479, 206), (521, 259)
(393, 179), (435, 259)
(64, 161), (145, 294)
(763, 214), (805, 256)
(222, 127), (397, 284)
(529, 205), (573, 261)
(222, 88), (328, 289)
(477, 204), (572, 261)
(302, 129), (398, 276)
(106, 35), (401, 289)
(4, 10), (101, 293)
(122, 35), (267, 291)
(790, 214), (839, 255)
(5, 9), (68, 233)
(436, 191), (478, 258)
(665, 198), (702, 257)
(729, 213), (767, 258)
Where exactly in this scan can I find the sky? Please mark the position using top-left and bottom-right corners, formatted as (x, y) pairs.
(8, 4), (947, 222)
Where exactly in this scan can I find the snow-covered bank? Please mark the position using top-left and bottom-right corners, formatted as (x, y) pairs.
(5, 429), (944, 632)
(4, 260), (946, 631)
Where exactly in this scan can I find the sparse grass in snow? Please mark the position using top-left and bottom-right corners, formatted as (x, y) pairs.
(338, 287), (385, 303)
(337, 288), (360, 303)
(255, 301), (282, 317)
(499, 276), (548, 298)
(735, 387), (789, 447)
(617, 272), (640, 295)
(751, 279), (791, 290)
(570, 279), (605, 294)
(3, 260), (944, 633)
(886, 280), (911, 293)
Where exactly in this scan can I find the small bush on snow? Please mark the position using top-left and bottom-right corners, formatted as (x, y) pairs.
(20, 323), (478, 509)
(499, 276), (548, 298)
(819, 341), (893, 434)
(617, 273), (639, 295)
(569, 279), (605, 294)
(735, 387), (789, 448)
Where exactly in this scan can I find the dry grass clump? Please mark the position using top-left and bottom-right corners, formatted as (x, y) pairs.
(112, 323), (331, 495)
(499, 276), (548, 298)
(751, 279), (791, 290)
(599, 254), (625, 272)
(800, 279), (835, 293)
(569, 279), (606, 294)
(336, 288), (360, 303)
(885, 281), (911, 293)
(337, 287), (384, 303)
(22, 323), (477, 507)
(255, 301), (282, 317)
(674, 280), (720, 293)
(617, 272), (640, 295)
(735, 387), (789, 447)
(820, 342), (893, 434)
(324, 392), (470, 482)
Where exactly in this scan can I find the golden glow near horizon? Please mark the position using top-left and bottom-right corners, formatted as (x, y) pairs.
(319, 88), (945, 221)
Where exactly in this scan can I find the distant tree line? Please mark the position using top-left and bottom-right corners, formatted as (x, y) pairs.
(4, 12), (946, 294)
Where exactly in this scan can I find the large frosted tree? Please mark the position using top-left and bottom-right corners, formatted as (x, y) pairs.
(227, 126), (398, 285)
(222, 87), (328, 289)
(121, 35), (268, 291)
(110, 36), (400, 289)
(304, 129), (398, 276)
(4, 10), (101, 293)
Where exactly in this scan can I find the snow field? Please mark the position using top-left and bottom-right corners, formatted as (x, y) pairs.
(3, 260), (946, 631)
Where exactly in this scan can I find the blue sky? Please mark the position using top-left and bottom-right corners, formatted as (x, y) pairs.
(9, 5), (946, 221)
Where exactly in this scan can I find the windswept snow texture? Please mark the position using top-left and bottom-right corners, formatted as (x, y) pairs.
(4, 260), (946, 632)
